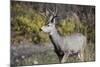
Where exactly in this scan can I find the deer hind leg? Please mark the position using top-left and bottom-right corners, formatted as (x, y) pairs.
(78, 50), (84, 61)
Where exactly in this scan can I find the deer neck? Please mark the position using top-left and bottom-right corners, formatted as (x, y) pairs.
(49, 29), (63, 51)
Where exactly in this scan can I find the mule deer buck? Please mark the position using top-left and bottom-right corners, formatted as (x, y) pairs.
(40, 8), (87, 63)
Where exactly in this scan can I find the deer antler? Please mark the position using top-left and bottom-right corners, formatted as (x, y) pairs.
(54, 5), (57, 16)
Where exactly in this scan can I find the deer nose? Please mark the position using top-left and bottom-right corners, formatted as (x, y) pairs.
(39, 28), (42, 31)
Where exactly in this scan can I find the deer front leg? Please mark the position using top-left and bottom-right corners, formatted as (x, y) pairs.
(61, 53), (69, 63)
(55, 51), (64, 63)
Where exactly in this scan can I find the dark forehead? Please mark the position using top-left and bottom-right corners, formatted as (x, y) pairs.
(45, 15), (54, 24)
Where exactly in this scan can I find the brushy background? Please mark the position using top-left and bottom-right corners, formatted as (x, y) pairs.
(10, 1), (95, 66)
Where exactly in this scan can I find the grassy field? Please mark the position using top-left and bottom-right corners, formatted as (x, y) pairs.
(11, 42), (95, 66)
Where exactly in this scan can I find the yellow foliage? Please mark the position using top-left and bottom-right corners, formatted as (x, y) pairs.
(57, 18), (75, 35)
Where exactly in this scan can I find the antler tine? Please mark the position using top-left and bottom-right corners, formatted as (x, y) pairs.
(54, 5), (57, 16)
(47, 8), (54, 15)
(45, 8), (48, 17)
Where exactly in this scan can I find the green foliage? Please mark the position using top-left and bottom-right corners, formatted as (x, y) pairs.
(57, 17), (76, 35)
(11, 1), (95, 44)
(11, 4), (44, 33)
(11, 2), (48, 44)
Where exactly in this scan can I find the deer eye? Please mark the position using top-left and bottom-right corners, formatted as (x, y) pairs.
(47, 25), (50, 26)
